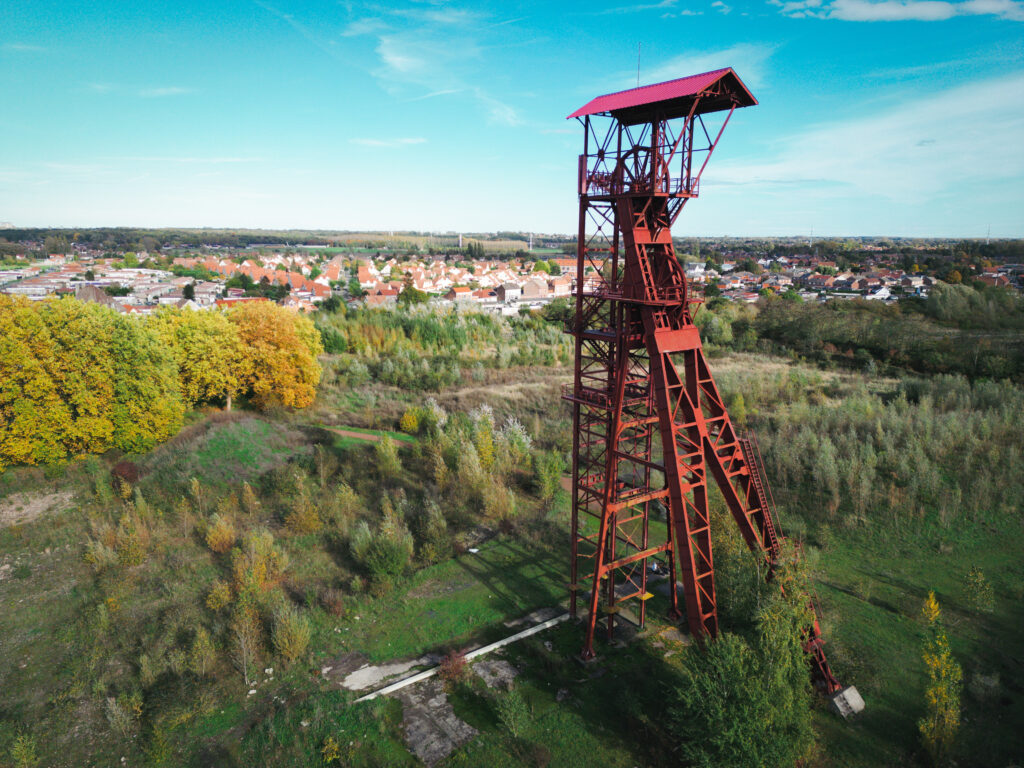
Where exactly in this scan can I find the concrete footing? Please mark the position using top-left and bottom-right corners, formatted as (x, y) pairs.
(829, 685), (865, 718)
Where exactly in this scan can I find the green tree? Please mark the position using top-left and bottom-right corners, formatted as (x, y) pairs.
(347, 278), (366, 298)
(533, 450), (565, 501)
(532, 259), (551, 274)
(669, 591), (815, 768)
(375, 434), (402, 481)
(183, 282), (195, 301)
(398, 284), (429, 306)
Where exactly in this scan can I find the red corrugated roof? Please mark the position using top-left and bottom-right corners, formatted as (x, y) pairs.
(567, 67), (756, 121)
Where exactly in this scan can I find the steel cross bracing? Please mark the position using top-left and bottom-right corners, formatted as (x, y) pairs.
(563, 73), (841, 694)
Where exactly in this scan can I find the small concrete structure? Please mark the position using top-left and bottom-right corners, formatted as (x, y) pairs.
(829, 685), (865, 718)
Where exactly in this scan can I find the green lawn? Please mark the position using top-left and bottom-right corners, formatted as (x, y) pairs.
(311, 536), (566, 664)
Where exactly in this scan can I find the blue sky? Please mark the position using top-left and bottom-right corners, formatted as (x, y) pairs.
(1, 0), (1022, 236)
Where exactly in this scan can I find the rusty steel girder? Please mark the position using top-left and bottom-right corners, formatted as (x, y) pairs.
(563, 69), (841, 694)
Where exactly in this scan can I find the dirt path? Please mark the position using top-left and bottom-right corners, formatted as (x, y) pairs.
(322, 427), (383, 442)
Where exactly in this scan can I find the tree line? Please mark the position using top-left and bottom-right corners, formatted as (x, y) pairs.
(0, 297), (323, 469)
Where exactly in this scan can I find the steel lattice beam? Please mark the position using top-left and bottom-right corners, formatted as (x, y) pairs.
(563, 69), (842, 694)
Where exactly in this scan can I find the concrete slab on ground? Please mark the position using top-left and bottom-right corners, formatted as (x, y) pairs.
(503, 606), (562, 629)
(473, 659), (519, 689)
(395, 677), (478, 766)
(322, 651), (439, 692)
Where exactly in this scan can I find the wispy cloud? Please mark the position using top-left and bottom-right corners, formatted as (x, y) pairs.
(138, 86), (195, 97)
(772, 0), (1024, 21)
(488, 16), (529, 27)
(343, 6), (528, 126)
(407, 88), (464, 102)
(712, 1), (733, 12)
(627, 43), (777, 91)
(710, 72), (1024, 201)
(3, 42), (47, 52)
(601, 0), (678, 14)
(348, 137), (427, 147)
(111, 156), (262, 164)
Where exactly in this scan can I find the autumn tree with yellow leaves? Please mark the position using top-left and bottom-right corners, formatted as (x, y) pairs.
(919, 591), (962, 765)
(0, 295), (325, 470)
(228, 301), (324, 410)
(0, 295), (183, 468)
(149, 307), (249, 409)
(0, 295), (71, 467)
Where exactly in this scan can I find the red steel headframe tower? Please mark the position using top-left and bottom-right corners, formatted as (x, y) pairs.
(563, 68), (841, 694)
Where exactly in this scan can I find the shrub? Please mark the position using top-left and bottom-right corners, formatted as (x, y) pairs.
(114, 513), (149, 567)
(323, 483), (362, 532)
(364, 537), (411, 582)
(414, 501), (451, 564)
(105, 692), (142, 737)
(438, 649), (470, 690)
(496, 686), (530, 738)
(273, 604), (311, 665)
(314, 444), (339, 488)
(138, 652), (161, 687)
(189, 477), (205, 516)
(472, 406), (495, 471)
(206, 580), (232, 611)
(483, 483), (516, 521)
(111, 460), (142, 489)
(10, 732), (39, 768)
(350, 498), (414, 583)
(429, 443), (450, 491)
(966, 566), (995, 613)
(322, 735), (342, 764)
(216, 492), (240, 518)
(533, 450), (565, 502)
(205, 514), (237, 554)
(498, 417), (533, 466)
(455, 440), (485, 500)
(399, 407), (420, 435)
(321, 587), (345, 617)
(231, 602), (262, 685)
(84, 540), (118, 571)
(240, 482), (261, 515)
(189, 627), (217, 677)
(285, 490), (323, 534)
(375, 435), (402, 481)
(232, 528), (289, 594)
(349, 521), (373, 564)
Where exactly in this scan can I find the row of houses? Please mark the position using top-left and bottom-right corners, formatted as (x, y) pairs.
(172, 256), (334, 303)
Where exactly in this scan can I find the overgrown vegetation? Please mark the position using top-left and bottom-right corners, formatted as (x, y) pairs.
(1, 294), (1021, 767)
(316, 304), (571, 391)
